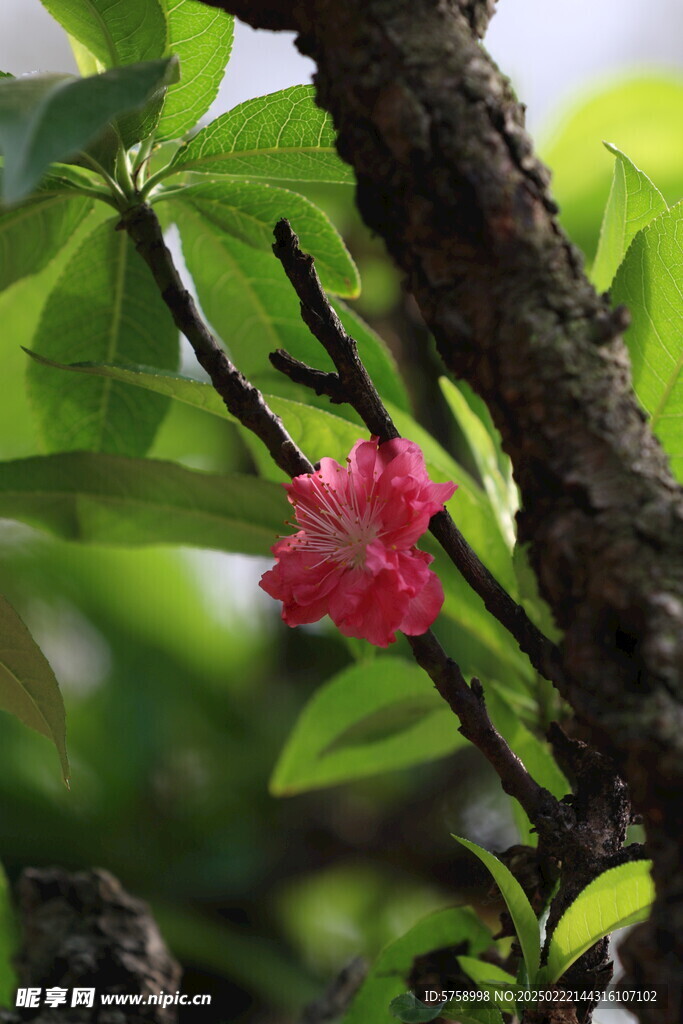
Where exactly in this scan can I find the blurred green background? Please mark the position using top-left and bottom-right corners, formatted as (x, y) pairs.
(1, 3), (683, 1022)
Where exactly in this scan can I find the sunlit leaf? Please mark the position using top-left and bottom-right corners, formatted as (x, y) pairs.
(439, 378), (516, 549)
(344, 906), (491, 1024)
(40, 0), (167, 68)
(174, 202), (404, 404)
(165, 181), (359, 296)
(0, 452), (287, 555)
(271, 658), (467, 794)
(166, 84), (353, 182)
(27, 218), (179, 456)
(457, 955), (516, 1010)
(592, 143), (667, 292)
(157, 1), (234, 141)
(611, 201), (683, 481)
(543, 860), (653, 984)
(0, 59), (178, 202)
(0, 593), (68, 781)
(452, 836), (540, 983)
(541, 75), (683, 258)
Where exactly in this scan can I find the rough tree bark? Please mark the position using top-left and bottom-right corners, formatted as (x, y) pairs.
(200, 1), (683, 1019)
(0, 868), (181, 1024)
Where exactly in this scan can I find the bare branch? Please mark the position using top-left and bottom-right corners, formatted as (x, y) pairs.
(120, 204), (313, 480)
(272, 218), (563, 688)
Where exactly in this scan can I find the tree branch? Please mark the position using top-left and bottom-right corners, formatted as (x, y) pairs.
(271, 218), (564, 688)
(119, 204), (313, 480)
(119, 202), (560, 840)
(197, 1), (683, 1016)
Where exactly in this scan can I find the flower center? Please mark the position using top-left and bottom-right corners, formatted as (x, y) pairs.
(291, 470), (382, 569)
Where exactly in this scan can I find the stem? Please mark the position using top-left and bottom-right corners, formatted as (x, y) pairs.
(139, 163), (175, 199)
(133, 135), (156, 180)
(271, 218), (564, 690)
(119, 198), (565, 837)
(77, 152), (126, 205)
(115, 147), (137, 200)
(119, 202), (313, 480)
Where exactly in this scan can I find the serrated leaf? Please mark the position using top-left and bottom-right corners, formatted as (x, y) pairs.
(166, 83), (353, 183)
(592, 143), (667, 292)
(0, 190), (92, 291)
(40, 0), (167, 68)
(166, 181), (359, 296)
(174, 202), (405, 405)
(27, 218), (179, 455)
(0, 59), (178, 202)
(343, 906), (491, 1024)
(543, 860), (654, 984)
(439, 377), (517, 549)
(0, 593), (68, 781)
(611, 201), (683, 481)
(452, 836), (540, 983)
(271, 658), (468, 794)
(157, 1), (234, 141)
(0, 452), (287, 554)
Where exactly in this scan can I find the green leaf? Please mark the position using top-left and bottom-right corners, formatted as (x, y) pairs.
(439, 377), (516, 550)
(0, 190), (93, 291)
(40, 0), (167, 68)
(440, 1003), (504, 1024)
(456, 956), (516, 1010)
(592, 143), (667, 292)
(166, 84), (354, 183)
(0, 59), (178, 202)
(156, 1), (234, 141)
(271, 658), (468, 794)
(452, 836), (540, 983)
(543, 860), (653, 984)
(342, 906), (491, 1024)
(390, 992), (504, 1024)
(0, 593), (68, 781)
(174, 202), (402, 409)
(611, 201), (683, 481)
(166, 181), (359, 297)
(27, 218), (179, 456)
(540, 75), (683, 259)
(389, 994), (442, 1023)
(0, 452), (288, 554)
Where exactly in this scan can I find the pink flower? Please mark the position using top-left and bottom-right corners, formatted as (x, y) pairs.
(259, 436), (456, 647)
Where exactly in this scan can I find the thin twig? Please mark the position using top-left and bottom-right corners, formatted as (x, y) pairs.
(120, 203), (313, 480)
(119, 201), (562, 833)
(407, 630), (567, 831)
(271, 218), (564, 688)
